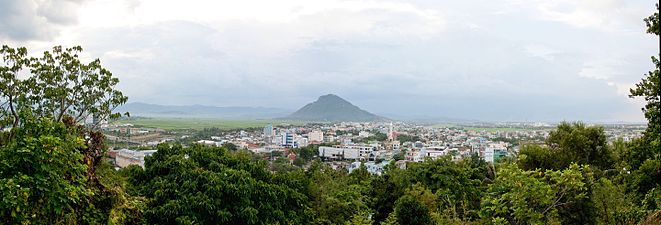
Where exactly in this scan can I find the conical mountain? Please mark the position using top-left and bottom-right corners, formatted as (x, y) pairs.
(284, 94), (385, 122)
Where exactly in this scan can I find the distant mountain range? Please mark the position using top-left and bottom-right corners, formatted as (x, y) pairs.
(282, 94), (386, 122)
(116, 102), (291, 119)
(118, 95), (477, 123)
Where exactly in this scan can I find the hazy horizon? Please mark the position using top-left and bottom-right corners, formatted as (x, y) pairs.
(2, 0), (658, 122)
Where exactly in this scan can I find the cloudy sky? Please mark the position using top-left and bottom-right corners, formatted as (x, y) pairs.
(1, 0), (658, 122)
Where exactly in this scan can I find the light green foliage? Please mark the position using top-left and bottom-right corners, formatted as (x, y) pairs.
(480, 163), (591, 225)
(345, 211), (373, 225)
(307, 161), (372, 224)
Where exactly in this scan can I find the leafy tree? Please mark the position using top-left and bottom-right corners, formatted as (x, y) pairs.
(547, 122), (612, 169)
(519, 122), (612, 170)
(392, 150), (405, 161)
(1, 46), (127, 130)
(591, 178), (642, 224)
(620, 6), (661, 223)
(133, 143), (310, 224)
(628, 159), (661, 207)
(406, 156), (487, 220)
(293, 144), (319, 162)
(345, 211), (373, 225)
(306, 160), (371, 224)
(480, 163), (592, 225)
(518, 144), (559, 170)
(0, 46), (29, 129)
(370, 168), (407, 223)
(397, 134), (420, 143)
(0, 116), (91, 224)
(630, 3), (660, 146)
(394, 194), (432, 225)
(221, 142), (238, 151)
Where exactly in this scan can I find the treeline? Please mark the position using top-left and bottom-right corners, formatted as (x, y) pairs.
(121, 120), (661, 224)
(3, 119), (659, 224)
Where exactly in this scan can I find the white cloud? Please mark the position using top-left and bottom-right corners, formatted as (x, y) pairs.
(1, 0), (656, 122)
(528, 0), (649, 32)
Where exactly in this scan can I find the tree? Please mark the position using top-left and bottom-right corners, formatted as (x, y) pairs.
(630, 3), (660, 144)
(547, 122), (612, 169)
(394, 195), (432, 225)
(0, 116), (91, 224)
(306, 160), (372, 224)
(0, 45), (127, 130)
(622, 5), (661, 223)
(0, 114), (136, 224)
(518, 144), (559, 170)
(628, 3), (660, 168)
(406, 156), (487, 220)
(480, 163), (592, 225)
(0, 46), (29, 129)
(519, 122), (613, 170)
(134, 144), (310, 224)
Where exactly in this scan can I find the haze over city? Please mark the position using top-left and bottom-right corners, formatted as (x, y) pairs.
(1, 0), (658, 122)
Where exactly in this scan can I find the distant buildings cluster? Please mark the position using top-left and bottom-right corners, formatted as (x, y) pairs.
(102, 120), (644, 172)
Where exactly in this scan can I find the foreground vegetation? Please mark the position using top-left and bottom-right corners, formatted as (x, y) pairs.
(1, 3), (659, 225)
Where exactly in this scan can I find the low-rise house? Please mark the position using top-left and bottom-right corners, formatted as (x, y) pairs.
(111, 149), (157, 168)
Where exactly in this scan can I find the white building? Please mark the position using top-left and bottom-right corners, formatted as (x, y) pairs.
(113, 149), (157, 168)
(318, 145), (376, 160)
(308, 130), (324, 143)
(414, 147), (448, 162)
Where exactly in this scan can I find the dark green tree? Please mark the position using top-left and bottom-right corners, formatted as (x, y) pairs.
(519, 122), (612, 170)
(394, 195), (432, 225)
(134, 143), (310, 224)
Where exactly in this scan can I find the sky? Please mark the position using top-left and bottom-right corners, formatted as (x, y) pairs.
(0, 0), (658, 122)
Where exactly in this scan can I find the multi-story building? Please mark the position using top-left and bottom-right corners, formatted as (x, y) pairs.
(318, 145), (376, 160)
(281, 132), (296, 148)
(308, 130), (324, 143)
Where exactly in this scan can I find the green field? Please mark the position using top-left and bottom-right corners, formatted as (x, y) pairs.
(462, 127), (533, 132)
(431, 124), (547, 132)
(114, 117), (305, 130)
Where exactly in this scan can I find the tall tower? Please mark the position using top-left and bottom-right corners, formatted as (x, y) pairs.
(387, 122), (394, 141)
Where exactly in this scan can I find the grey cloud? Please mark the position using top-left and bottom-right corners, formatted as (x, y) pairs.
(0, 0), (86, 41)
(16, 0), (655, 122)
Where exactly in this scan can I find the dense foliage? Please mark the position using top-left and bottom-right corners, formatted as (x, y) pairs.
(128, 144), (310, 224)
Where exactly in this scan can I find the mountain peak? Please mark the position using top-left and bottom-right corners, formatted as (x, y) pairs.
(283, 94), (385, 122)
(319, 94), (341, 99)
